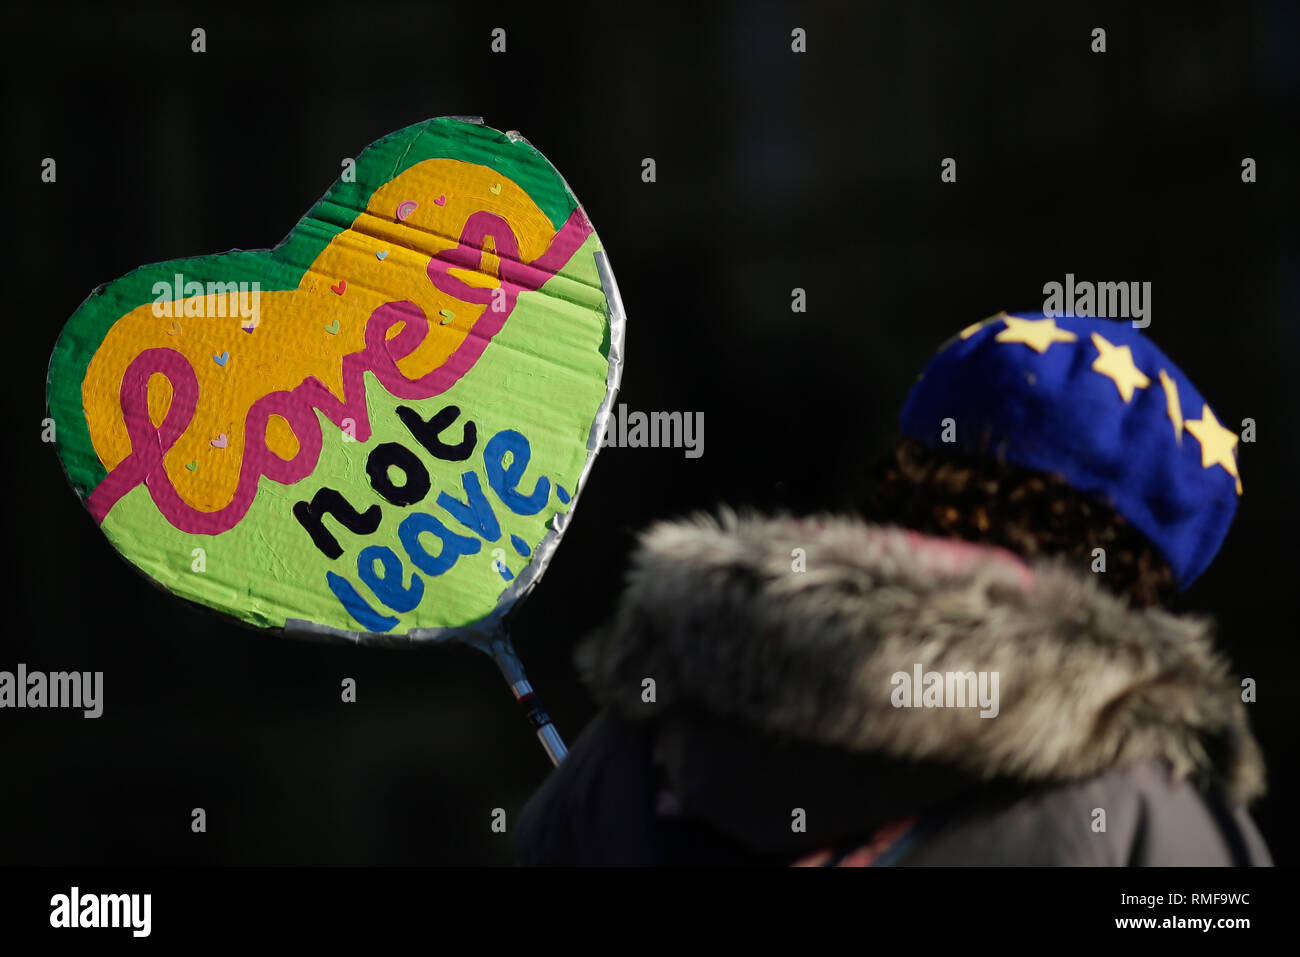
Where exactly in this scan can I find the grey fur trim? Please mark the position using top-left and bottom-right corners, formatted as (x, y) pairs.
(577, 511), (1265, 804)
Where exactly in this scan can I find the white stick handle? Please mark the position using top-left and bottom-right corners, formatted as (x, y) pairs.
(490, 639), (568, 766)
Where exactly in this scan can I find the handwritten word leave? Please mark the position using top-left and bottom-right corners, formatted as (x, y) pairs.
(293, 404), (552, 632)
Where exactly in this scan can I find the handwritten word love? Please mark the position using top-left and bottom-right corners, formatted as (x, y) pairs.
(86, 207), (593, 535)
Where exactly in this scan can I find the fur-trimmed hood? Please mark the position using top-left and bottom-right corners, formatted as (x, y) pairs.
(577, 512), (1265, 806)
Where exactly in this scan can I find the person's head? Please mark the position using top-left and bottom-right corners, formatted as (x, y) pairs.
(870, 312), (1242, 607)
(863, 437), (1176, 607)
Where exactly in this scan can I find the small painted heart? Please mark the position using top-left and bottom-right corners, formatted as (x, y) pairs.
(325, 320), (340, 335)
(330, 280), (347, 295)
(211, 433), (229, 449)
(213, 352), (229, 366)
(489, 183), (502, 195)
(376, 250), (388, 260)
(185, 460), (197, 471)
(434, 194), (447, 206)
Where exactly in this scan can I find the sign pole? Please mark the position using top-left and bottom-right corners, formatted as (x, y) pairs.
(487, 635), (568, 766)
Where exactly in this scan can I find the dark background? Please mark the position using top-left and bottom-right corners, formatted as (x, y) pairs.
(2, 1), (1296, 866)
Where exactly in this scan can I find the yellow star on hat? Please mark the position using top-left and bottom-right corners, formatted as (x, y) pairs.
(1185, 403), (1243, 494)
(995, 315), (1077, 353)
(1090, 332), (1150, 402)
(1158, 369), (1183, 441)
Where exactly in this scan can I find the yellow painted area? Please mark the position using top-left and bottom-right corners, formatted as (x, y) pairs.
(83, 158), (558, 512)
(146, 373), (173, 427)
(266, 414), (299, 461)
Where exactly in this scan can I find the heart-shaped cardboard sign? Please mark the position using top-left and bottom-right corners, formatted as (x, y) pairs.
(47, 117), (625, 643)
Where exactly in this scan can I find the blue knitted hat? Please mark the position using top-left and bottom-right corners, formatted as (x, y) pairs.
(899, 312), (1241, 589)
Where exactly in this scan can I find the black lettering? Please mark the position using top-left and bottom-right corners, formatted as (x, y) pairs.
(397, 404), (476, 461)
(366, 442), (431, 506)
(293, 488), (382, 559)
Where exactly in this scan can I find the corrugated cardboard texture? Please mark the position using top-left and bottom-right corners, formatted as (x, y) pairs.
(47, 118), (619, 638)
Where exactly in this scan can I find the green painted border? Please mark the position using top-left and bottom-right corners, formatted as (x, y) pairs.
(47, 118), (579, 499)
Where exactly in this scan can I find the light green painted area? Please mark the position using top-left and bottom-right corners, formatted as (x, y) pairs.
(100, 232), (610, 634)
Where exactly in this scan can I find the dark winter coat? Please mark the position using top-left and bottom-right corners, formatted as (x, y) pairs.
(517, 513), (1271, 866)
